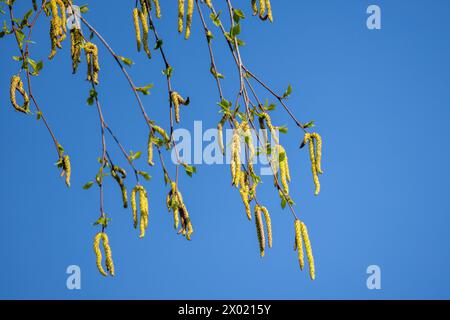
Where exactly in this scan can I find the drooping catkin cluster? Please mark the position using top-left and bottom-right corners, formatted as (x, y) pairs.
(276, 145), (291, 196)
(294, 219), (315, 280)
(303, 133), (323, 196)
(254, 205), (272, 257)
(251, 0), (273, 22)
(111, 166), (128, 208)
(260, 112), (279, 145)
(166, 182), (193, 240)
(133, 1), (152, 59)
(178, 0), (194, 39)
(48, 0), (67, 59)
(131, 185), (149, 238)
(93, 232), (115, 276)
(62, 155), (71, 187)
(9, 75), (30, 114)
(84, 42), (100, 84)
(171, 91), (190, 123)
(70, 28), (83, 74)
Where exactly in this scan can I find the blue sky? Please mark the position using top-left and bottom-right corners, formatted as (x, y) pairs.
(1, 0), (450, 299)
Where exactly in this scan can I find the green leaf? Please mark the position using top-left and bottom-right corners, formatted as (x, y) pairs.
(154, 39), (163, 50)
(281, 198), (287, 209)
(93, 216), (111, 227)
(278, 126), (288, 134)
(79, 5), (89, 13)
(282, 84), (293, 98)
(162, 66), (173, 77)
(182, 163), (197, 177)
(232, 9), (245, 23)
(135, 83), (154, 95)
(128, 150), (142, 161)
(83, 181), (94, 190)
(303, 120), (315, 129)
(36, 111), (42, 120)
(230, 24), (241, 38)
(210, 11), (222, 27)
(86, 88), (97, 105)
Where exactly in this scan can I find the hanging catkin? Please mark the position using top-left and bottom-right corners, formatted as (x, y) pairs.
(304, 133), (321, 196)
(178, 0), (184, 33)
(93, 232), (107, 276)
(258, 0), (266, 19)
(84, 42), (100, 84)
(311, 132), (323, 174)
(102, 232), (115, 276)
(62, 155), (71, 187)
(139, 9), (152, 59)
(147, 131), (154, 166)
(152, 0), (161, 18)
(185, 0), (194, 39)
(239, 172), (252, 220)
(217, 123), (224, 155)
(70, 28), (83, 74)
(111, 166), (128, 208)
(251, 0), (258, 15)
(254, 205), (265, 257)
(131, 185), (149, 238)
(300, 221), (315, 280)
(294, 219), (304, 270)
(265, 0), (273, 22)
(260, 206), (272, 248)
(10, 75), (30, 114)
(277, 145), (290, 195)
(231, 124), (241, 186)
(133, 8), (141, 51)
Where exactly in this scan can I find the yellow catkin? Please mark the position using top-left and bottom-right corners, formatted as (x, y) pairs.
(301, 221), (315, 280)
(93, 232), (107, 276)
(84, 42), (100, 84)
(239, 172), (251, 220)
(139, 9), (151, 59)
(10, 75), (30, 114)
(205, 0), (213, 9)
(185, 0), (194, 39)
(101, 233), (115, 276)
(70, 28), (82, 74)
(294, 219), (304, 270)
(311, 133), (323, 174)
(251, 0), (258, 15)
(265, 0), (273, 22)
(147, 132), (154, 166)
(231, 127), (241, 186)
(139, 187), (149, 238)
(63, 155), (71, 187)
(133, 8), (141, 51)
(254, 206), (265, 257)
(179, 203), (193, 240)
(217, 123), (224, 155)
(121, 185), (128, 208)
(305, 134), (320, 196)
(171, 91), (181, 123)
(173, 209), (180, 229)
(178, 0), (184, 33)
(278, 146), (289, 195)
(152, 0), (161, 18)
(260, 206), (272, 248)
(131, 187), (138, 228)
(261, 112), (278, 144)
(259, 0), (266, 18)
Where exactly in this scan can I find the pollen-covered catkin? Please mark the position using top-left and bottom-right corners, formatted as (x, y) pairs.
(171, 91), (180, 123)
(260, 206), (272, 248)
(63, 155), (71, 187)
(131, 187), (138, 228)
(231, 126), (241, 186)
(239, 172), (252, 220)
(133, 8), (141, 51)
(101, 233), (115, 276)
(152, 0), (161, 18)
(259, 0), (266, 18)
(10, 75), (30, 114)
(147, 132), (154, 166)
(70, 28), (82, 74)
(251, 0), (258, 15)
(304, 133), (320, 196)
(301, 221), (315, 280)
(139, 9), (152, 59)
(93, 232), (107, 276)
(294, 219), (304, 270)
(84, 42), (100, 84)
(185, 0), (194, 39)
(178, 0), (184, 33)
(265, 0), (273, 22)
(311, 133), (323, 174)
(217, 123), (224, 155)
(139, 187), (149, 238)
(278, 145), (289, 195)
(254, 206), (265, 257)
